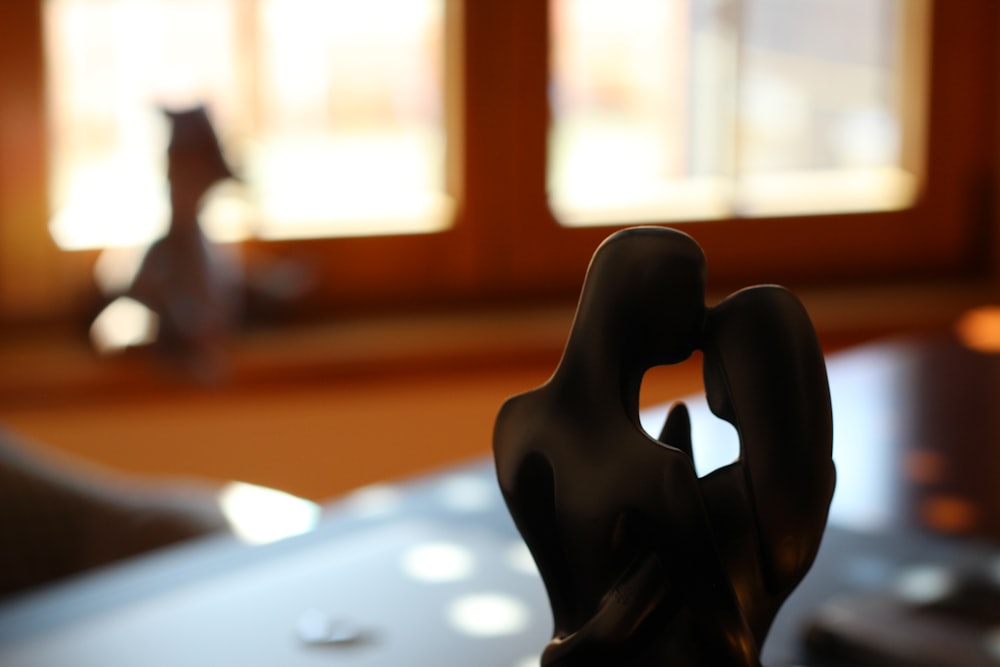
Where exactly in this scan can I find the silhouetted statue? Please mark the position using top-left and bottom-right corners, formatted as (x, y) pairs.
(494, 227), (835, 666)
(125, 106), (242, 378)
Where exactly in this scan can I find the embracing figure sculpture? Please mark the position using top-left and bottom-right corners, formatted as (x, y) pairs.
(494, 227), (835, 666)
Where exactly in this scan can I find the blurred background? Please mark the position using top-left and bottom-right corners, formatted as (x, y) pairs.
(0, 0), (996, 503)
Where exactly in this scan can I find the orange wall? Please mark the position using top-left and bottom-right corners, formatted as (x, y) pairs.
(0, 360), (704, 502)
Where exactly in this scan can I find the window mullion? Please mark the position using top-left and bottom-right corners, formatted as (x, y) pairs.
(460, 0), (550, 294)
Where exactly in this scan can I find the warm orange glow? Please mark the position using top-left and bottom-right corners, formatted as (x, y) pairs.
(955, 305), (1000, 353)
(919, 494), (978, 534)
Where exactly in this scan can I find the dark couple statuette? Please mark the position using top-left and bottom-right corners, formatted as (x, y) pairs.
(494, 227), (835, 666)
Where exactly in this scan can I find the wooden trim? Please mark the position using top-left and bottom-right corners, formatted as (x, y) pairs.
(0, 2), (63, 320)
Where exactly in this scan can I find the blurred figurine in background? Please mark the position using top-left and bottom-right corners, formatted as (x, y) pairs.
(90, 105), (315, 379)
(123, 106), (243, 380)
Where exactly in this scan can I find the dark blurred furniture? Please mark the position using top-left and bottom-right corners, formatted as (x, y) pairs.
(0, 334), (998, 666)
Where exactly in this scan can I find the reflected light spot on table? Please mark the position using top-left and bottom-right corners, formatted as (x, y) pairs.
(437, 475), (497, 513)
(894, 564), (956, 605)
(447, 593), (531, 638)
(218, 481), (321, 545)
(401, 542), (475, 583)
(343, 483), (404, 518)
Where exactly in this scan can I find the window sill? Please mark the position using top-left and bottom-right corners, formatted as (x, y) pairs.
(0, 277), (993, 408)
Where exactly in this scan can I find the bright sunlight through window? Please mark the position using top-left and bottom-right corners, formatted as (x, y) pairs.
(45, 0), (449, 250)
(549, 0), (927, 225)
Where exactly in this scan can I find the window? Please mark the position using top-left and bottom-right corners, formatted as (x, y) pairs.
(0, 1), (994, 323)
(549, 0), (922, 224)
(46, 0), (450, 249)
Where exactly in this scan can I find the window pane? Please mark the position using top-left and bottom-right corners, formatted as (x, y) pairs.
(548, 0), (732, 225)
(253, 0), (449, 240)
(738, 0), (920, 214)
(46, 0), (243, 248)
(45, 0), (448, 250)
(548, 0), (925, 226)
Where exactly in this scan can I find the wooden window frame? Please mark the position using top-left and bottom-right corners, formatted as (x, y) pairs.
(0, 0), (996, 325)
